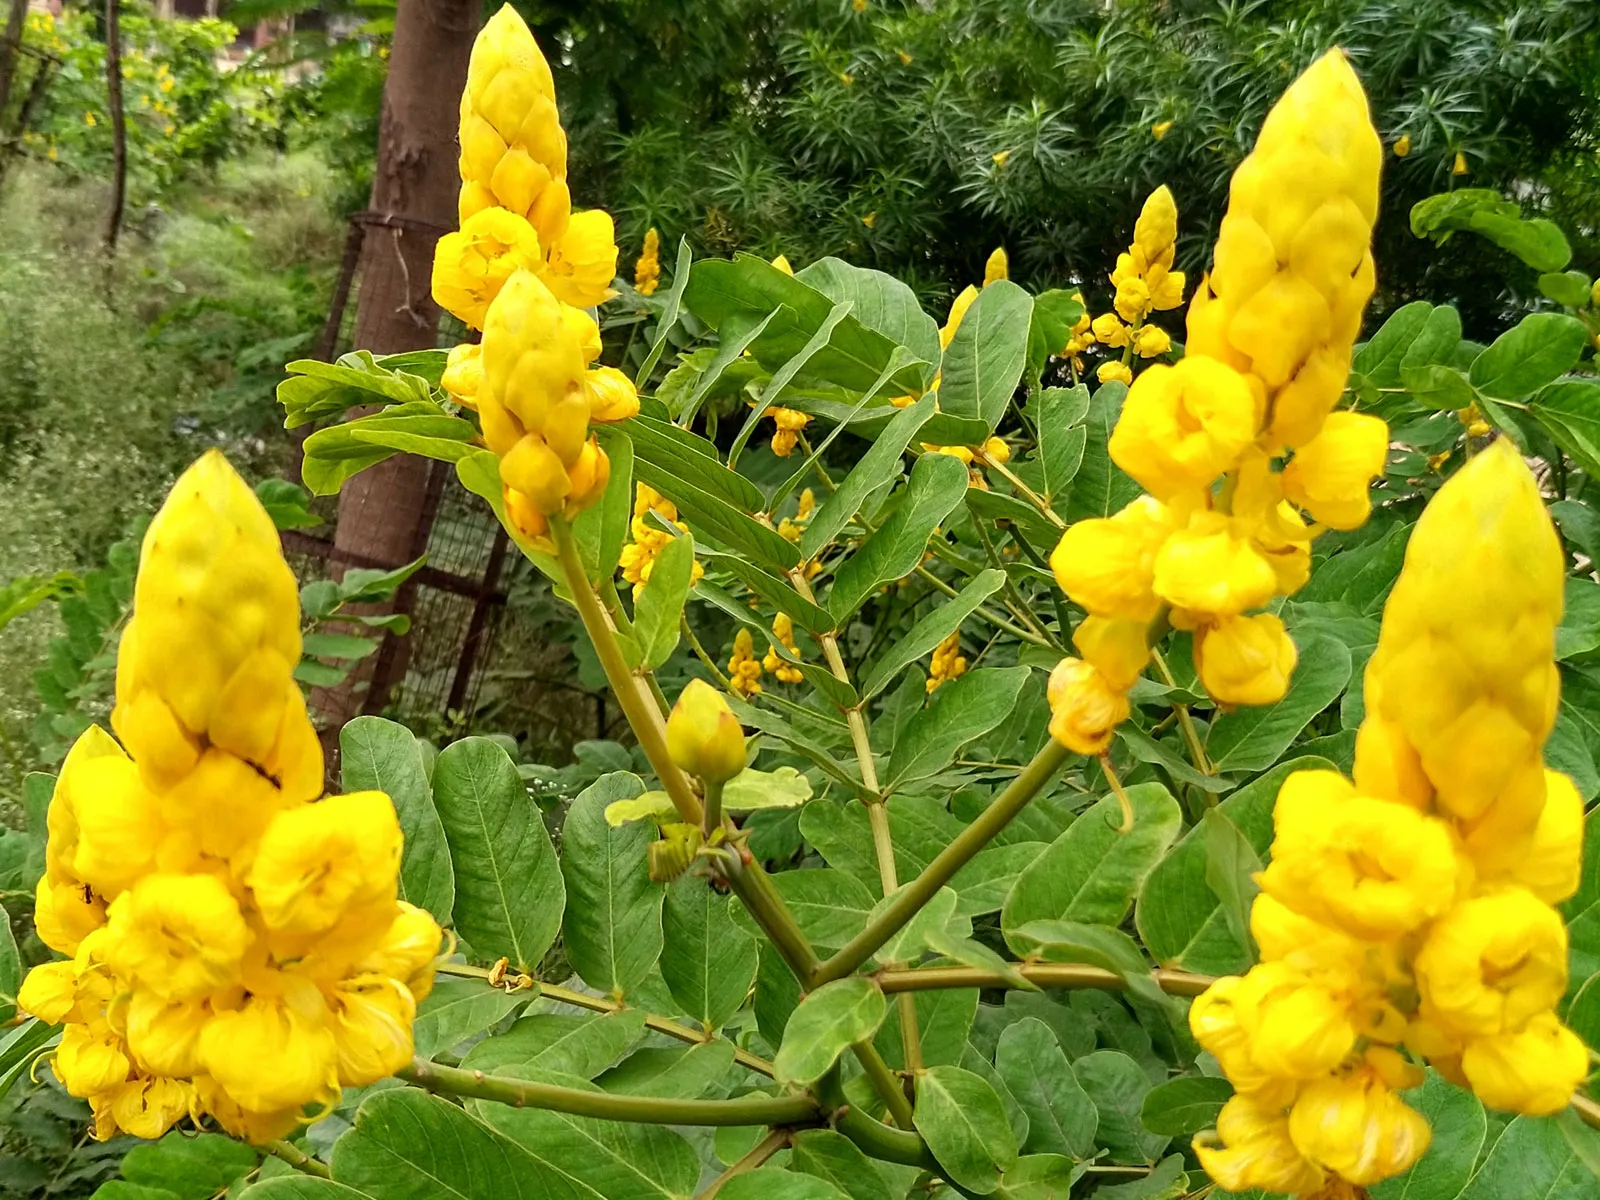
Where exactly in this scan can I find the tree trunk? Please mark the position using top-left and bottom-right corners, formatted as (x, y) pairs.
(0, 0), (28, 124)
(311, 0), (475, 753)
(103, 0), (125, 252)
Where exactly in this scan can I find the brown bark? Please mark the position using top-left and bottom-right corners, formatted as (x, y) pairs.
(312, 0), (476, 749)
(103, 0), (125, 251)
(0, 0), (28, 123)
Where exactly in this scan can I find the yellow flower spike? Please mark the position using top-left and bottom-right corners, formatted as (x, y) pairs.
(1050, 494), (1173, 621)
(430, 207), (543, 331)
(246, 791), (403, 938)
(1071, 616), (1150, 693)
(1287, 1067), (1431, 1186)
(1459, 1012), (1589, 1115)
(113, 451), (308, 793)
(667, 679), (748, 783)
(441, 343), (484, 409)
(104, 873), (253, 1002)
(1195, 612), (1297, 706)
(54, 1023), (131, 1098)
(198, 977), (340, 1115)
(124, 991), (207, 1078)
(1151, 512), (1279, 617)
(1413, 888), (1568, 1038)
(1260, 772), (1459, 940)
(769, 407), (811, 457)
(1046, 658), (1129, 756)
(459, 5), (566, 223)
(1109, 358), (1259, 500)
(1361, 440), (1563, 872)
(1509, 771), (1585, 904)
(1194, 1093), (1327, 1196)
(1282, 412), (1390, 530)
(18, 960), (80, 1025)
(1188, 49), (1380, 452)
(927, 629), (967, 694)
(1096, 361), (1133, 386)
(983, 246), (1008, 286)
(940, 285), (979, 349)
(634, 227), (661, 296)
(330, 975), (417, 1087)
(543, 209), (621, 309)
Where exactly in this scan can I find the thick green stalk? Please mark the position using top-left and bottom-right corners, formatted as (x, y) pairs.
(813, 740), (1071, 983)
(702, 778), (725, 838)
(720, 844), (822, 982)
(400, 1059), (819, 1126)
(265, 1141), (329, 1178)
(876, 961), (1215, 997)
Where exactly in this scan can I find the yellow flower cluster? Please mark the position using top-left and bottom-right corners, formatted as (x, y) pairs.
(1191, 442), (1587, 1196)
(431, 6), (638, 546)
(1047, 49), (1387, 755)
(927, 629), (967, 694)
(728, 628), (763, 697)
(762, 613), (805, 684)
(1086, 186), (1186, 387)
(634, 227), (661, 296)
(18, 453), (441, 1145)
(619, 483), (703, 595)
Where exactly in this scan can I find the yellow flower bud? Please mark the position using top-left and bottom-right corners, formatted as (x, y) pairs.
(1046, 658), (1129, 756)
(1132, 323), (1171, 359)
(1459, 1012), (1588, 1115)
(18, 960), (79, 1025)
(441, 342), (484, 409)
(1151, 512), (1278, 617)
(1393, 134), (1411, 157)
(1050, 495), (1173, 621)
(1281, 411), (1389, 530)
(54, 1023), (131, 1098)
(1109, 358), (1259, 500)
(586, 365), (640, 423)
(430, 206), (543, 331)
(1287, 1067), (1431, 1186)
(666, 679), (747, 784)
(1453, 150), (1468, 176)
(1195, 612), (1297, 706)
(769, 407), (811, 458)
(981, 435), (1010, 464)
(246, 791), (403, 937)
(105, 873), (253, 1001)
(1261, 770), (1459, 940)
(1194, 1093), (1326, 1196)
(1071, 616), (1149, 692)
(1132, 186), (1177, 271)
(199, 978), (340, 1115)
(1414, 888), (1568, 1038)
(1508, 771), (1584, 904)
(1151, 120), (1173, 141)
(983, 246), (1008, 286)
(940, 285), (979, 350)
(459, 6), (567, 222)
(1091, 312), (1130, 347)
(1096, 360), (1133, 386)
(330, 974), (417, 1087)
(543, 209), (620, 309)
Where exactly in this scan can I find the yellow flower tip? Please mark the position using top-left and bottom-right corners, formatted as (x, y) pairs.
(1109, 358), (1258, 500)
(633, 227), (661, 296)
(1133, 185), (1179, 264)
(983, 246), (1009, 285)
(1393, 134), (1412, 157)
(1152, 120), (1174, 141)
(1096, 360), (1133, 387)
(666, 679), (747, 784)
(1071, 616), (1149, 692)
(1195, 612), (1297, 706)
(1453, 150), (1469, 176)
(1282, 411), (1389, 530)
(771, 254), (794, 275)
(852, 0), (867, 11)
(1050, 494), (1173, 621)
(1459, 1012), (1589, 1115)
(1046, 658), (1129, 756)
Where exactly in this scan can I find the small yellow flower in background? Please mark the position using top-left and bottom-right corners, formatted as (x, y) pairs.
(763, 613), (805, 684)
(728, 628), (764, 697)
(84, 111), (96, 127)
(1456, 403), (1491, 438)
(18, 452), (441, 1145)
(666, 679), (747, 783)
(1190, 442), (1587, 1196)
(768, 407), (811, 457)
(1453, 150), (1469, 175)
(1131, 324), (1170, 359)
(926, 630), (966, 693)
(159, 75), (175, 94)
(777, 488), (817, 543)
(1393, 133), (1411, 157)
(771, 254), (794, 275)
(991, 149), (1011, 168)
(983, 246), (1008, 285)
(163, 123), (175, 137)
(852, 0), (867, 11)
(1096, 360), (1133, 386)
(897, 49), (913, 65)
(620, 483), (701, 594)
(860, 209), (874, 226)
(634, 227), (661, 296)
(1152, 120), (1173, 140)
(840, 71), (855, 87)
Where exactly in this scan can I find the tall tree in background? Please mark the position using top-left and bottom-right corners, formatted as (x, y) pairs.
(315, 0), (476, 744)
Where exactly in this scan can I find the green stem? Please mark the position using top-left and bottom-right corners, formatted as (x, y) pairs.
(1150, 648), (1212, 777)
(265, 1141), (329, 1178)
(813, 740), (1071, 984)
(400, 1059), (818, 1126)
(720, 844), (822, 982)
(833, 1105), (932, 1167)
(974, 451), (1065, 530)
(551, 515), (702, 826)
(914, 566), (1050, 648)
(703, 778), (725, 838)
(701, 1129), (791, 1197)
(875, 961), (1215, 997)
(972, 520), (1056, 648)
(851, 1042), (916, 1130)
(682, 613), (734, 690)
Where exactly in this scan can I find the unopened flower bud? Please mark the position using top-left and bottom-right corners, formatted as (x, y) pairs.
(666, 679), (747, 784)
